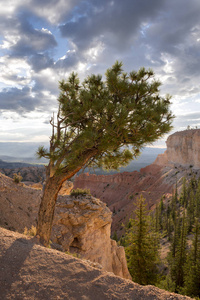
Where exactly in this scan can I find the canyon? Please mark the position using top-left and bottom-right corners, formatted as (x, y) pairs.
(74, 129), (200, 236)
(0, 128), (200, 299)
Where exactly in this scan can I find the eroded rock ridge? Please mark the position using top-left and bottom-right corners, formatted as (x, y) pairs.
(51, 194), (131, 280)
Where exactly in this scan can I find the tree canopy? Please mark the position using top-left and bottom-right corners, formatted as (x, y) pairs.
(125, 195), (160, 285)
(36, 61), (174, 246)
(38, 61), (173, 177)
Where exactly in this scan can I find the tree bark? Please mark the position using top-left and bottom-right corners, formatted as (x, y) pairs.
(36, 175), (64, 246)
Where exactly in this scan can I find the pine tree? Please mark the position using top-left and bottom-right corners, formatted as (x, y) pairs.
(171, 183), (178, 223)
(155, 203), (160, 232)
(195, 180), (200, 219)
(170, 210), (180, 259)
(125, 195), (160, 285)
(183, 218), (200, 298)
(180, 177), (187, 207)
(168, 211), (187, 291)
(36, 61), (174, 246)
(159, 197), (165, 230)
(187, 189), (195, 232)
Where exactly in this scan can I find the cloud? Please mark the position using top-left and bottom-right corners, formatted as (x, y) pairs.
(0, 0), (200, 147)
(54, 49), (80, 70)
(0, 86), (39, 112)
(25, 0), (81, 24)
(0, 56), (32, 87)
(29, 53), (54, 72)
(0, 0), (81, 24)
(9, 17), (57, 57)
(173, 112), (200, 130)
(59, 0), (165, 52)
(0, 82), (58, 115)
(138, 0), (200, 97)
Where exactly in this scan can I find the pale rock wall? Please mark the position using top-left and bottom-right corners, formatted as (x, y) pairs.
(153, 151), (168, 166)
(51, 194), (131, 280)
(154, 129), (200, 168)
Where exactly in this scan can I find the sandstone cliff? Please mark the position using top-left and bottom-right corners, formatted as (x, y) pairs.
(154, 129), (200, 168)
(51, 194), (131, 280)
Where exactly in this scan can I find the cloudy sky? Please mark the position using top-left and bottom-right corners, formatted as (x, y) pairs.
(1, 0), (200, 157)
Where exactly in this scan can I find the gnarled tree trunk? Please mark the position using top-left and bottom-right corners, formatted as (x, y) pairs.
(37, 149), (98, 246)
(37, 175), (65, 246)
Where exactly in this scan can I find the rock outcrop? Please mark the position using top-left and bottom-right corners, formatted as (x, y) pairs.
(0, 172), (131, 280)
(51, 194), (131, 280)
(154, 129), (200, 168)
(0, 173), (40, 233)
(0, 227), (192, 300)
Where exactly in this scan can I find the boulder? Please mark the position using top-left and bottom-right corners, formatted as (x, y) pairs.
(51, 194), (131, 280)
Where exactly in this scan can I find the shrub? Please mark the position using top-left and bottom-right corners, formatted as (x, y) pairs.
(23, 225), (37, 236)
(65, 251), (81, 258)
(112, 231), (118, 242)
(70, 188), (91, 197)
(13, 172), (23, 183)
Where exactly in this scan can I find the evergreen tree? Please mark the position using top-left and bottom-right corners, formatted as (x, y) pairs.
(195, 180), (200, 219)
(36, 61), (174, 246)
(155, 174), (200, 297)
(171, 183), (179, 223)
(187, 189), (195, 232)
(183, 219), (200, 298)
(166, 204), (173, 241)
(174, 178), (178, 204)
(159, 197), (165, 231)
(168, 211), (187, 291)
(180, 177), (187, 207)
(125, 195), (160, 285)
(155, 203), (160, 232)
(169, 210), (180, 259)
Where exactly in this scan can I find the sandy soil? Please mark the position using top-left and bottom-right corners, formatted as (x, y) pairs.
(0, 227), (193, 300)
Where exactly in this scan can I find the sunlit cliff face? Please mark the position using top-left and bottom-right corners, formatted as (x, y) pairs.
(154, 129), (200, 168)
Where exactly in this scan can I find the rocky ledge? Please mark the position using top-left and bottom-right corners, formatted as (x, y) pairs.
(51, 194), (131, 280)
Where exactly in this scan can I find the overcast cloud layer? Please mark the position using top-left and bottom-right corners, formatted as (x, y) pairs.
(1, 0), (200, 150)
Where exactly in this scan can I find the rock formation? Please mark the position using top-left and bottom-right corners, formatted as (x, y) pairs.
(51, 194), (131, 280)
(0, 172), (131, 280)
(154, 129), (200, 168)
(0, 172), (40, 233)
(0, 227), (192, 300)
